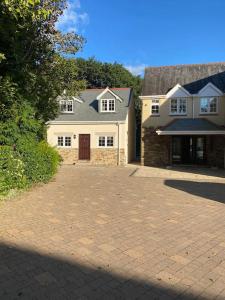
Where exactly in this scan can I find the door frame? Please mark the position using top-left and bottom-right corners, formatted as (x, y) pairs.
(171, 135), (207, 165)
(79, 134), (91, 160)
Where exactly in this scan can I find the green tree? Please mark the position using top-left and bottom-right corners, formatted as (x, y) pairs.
(0, 0), (85, 121)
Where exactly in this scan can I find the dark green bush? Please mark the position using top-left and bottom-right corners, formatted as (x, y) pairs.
(16, 137), (61, 183)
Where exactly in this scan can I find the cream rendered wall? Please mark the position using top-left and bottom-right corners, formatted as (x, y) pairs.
(142, 95), (225, 128)
(47, 122), (127, 151)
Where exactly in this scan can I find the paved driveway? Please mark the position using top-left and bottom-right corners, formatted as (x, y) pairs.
(1, 166), (225, 299)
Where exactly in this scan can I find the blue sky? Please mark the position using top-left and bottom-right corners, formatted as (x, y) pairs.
(56, 0), (225, 75)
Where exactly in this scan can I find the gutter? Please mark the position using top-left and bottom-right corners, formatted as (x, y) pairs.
(156, 130), (225, 135)
(46, 121), (126, 125)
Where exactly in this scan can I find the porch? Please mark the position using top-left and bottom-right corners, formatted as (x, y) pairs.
(142, 119), (225, 168)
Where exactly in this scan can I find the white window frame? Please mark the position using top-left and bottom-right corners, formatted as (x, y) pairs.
(170, 98), (187, 115)
(59, 99), (74, 113)
(98, 136), (114, 148)
(151, 99), (160, 115)
(200, 97), (218, 114)
(101, 99), (115, 112)
(57, 136), (72, 148)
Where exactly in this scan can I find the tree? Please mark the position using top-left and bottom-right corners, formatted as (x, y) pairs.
(0, 0), (85, 122)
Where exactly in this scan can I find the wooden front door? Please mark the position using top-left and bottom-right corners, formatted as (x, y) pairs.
(79, 134), (90, 160)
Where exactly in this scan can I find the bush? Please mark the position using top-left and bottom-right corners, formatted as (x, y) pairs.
(16, 137), (61, 183)
(0, 139), (60, 197)
(0, 146), (27, 194)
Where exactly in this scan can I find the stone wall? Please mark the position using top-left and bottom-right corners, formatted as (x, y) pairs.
(206, 136), (225, 168)
(58, 149), (78, 165)
(141, 127), (171, 166)
(58, 148), (126, 166)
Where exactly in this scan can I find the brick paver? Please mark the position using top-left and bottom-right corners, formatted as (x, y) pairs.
(1, 165), (225, 299)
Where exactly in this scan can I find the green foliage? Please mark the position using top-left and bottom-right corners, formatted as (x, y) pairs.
(0, 146), (26, 194)
(0, 0), (85, 122)
(16, 138), (61, 184)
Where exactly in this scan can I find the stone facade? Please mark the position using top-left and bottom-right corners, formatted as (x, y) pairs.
(58, 148), (126, 166)
(141, 128), (171, 166)
(141, 128), (225, 168)
(206, 136), (225, 168)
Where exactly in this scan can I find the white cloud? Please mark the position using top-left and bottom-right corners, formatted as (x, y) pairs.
(125, 64), (146, 76)
(56, 0), (89, 33)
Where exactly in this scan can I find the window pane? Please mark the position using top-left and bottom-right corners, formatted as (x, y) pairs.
(209, 97), (217, 113)
(171, 99), (178, 113)
(58, 136), (64, 146)
(200, 98), (209, 113)
(65, 137), (71, 147)
(60, 100), (67, 112)
(151, 105), (159, 114)
(107, 136), (114, 147)
(179, 99), (186, 114)
(99, 136), (105, 146)
(101, 100), (108, 111)
(109, 99), (115, 111)
(67, 100), (73, 112)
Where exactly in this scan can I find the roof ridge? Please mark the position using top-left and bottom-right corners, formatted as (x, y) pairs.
(145, 62), (225, 70)
(84, 87), (131, 91)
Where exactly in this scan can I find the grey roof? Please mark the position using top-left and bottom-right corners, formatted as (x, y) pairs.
(142, 62), (225, 95)
(161, 118), (225, 132)
(53, 88), (132, 122)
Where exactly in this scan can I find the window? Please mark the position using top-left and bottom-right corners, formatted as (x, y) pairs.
(98, 136), (114, 147)
(59, 100), (73, 113)
(57, 136), (71, 147)
(101, 99), (115, 112)
(200, 97), (218, 114)
(151, 99), (159, 115)
(170, 98), (187, 115)
(107, 136), (114, 147)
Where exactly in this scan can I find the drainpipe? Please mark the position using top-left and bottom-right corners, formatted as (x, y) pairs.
(192, 96), (195, 119)
(117, 122), (120, 166)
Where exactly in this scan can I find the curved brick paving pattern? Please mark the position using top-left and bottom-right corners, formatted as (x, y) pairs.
(1, 166), (225, 299)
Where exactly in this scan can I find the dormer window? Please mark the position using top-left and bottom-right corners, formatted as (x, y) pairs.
(170, 98), (187, 115)
(60, 100), (73, 113)
(200, 97), (218, 114)
(101, 99), (115, 112)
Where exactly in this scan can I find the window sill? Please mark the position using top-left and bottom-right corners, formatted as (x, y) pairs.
(57, 146), (72, 149)
(169, 114), (187, 116)
(199, 113), (218, 116)
(60, 112), (74, 114)
(151, 114), (160, 117)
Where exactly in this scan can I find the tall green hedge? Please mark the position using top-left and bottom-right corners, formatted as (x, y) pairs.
(0, 140), (61, 196)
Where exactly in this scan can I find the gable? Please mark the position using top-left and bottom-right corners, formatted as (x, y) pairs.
(166, 84), (191, 99)
(198, 82), (223, 97)
(99, 91), (116, 100)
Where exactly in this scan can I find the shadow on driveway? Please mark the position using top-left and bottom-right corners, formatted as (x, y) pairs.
(164, 180), (225, 203)
(0, 242), (218, 300)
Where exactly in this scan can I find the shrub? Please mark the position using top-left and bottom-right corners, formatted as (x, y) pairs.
(0, 146), (27, 194)
(16, 137), (61, 183)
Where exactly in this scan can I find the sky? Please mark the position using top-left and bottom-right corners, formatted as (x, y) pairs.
(56, 0), (225, 76)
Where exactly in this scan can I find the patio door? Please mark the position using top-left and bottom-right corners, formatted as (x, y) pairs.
(172, 136), (206, 165)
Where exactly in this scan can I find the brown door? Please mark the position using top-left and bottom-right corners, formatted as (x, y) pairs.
(79, 134), (90, 160)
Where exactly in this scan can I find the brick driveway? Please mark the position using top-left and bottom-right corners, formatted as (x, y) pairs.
(1, 166), (225, 299)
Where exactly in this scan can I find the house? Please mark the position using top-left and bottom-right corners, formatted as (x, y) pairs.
(140, 62), (225, 168)
(47, 87), (136, 165)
